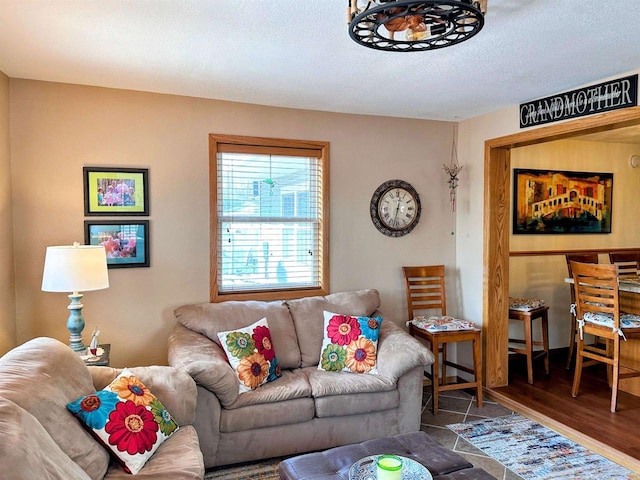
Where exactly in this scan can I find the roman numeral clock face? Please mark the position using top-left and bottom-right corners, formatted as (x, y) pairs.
(370, 180), (421, 237)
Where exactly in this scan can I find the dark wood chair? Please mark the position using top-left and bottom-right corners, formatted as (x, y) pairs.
(403, 265), (482, 414)
(609, 251), (640, 279)
(565, 253), (599, 369)
(570, 261), (640, 412)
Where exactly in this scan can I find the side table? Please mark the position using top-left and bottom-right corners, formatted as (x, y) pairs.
(82, 344), (111, 367)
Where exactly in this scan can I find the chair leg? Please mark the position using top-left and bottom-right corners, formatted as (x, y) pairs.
(432, 338), (440, 414)
(472, 333), (483, 408)
(566, 314), (576, 370)
(572, 335), (584, 398)
(610, 338), (620, 413)
(541, 311), (550, 375)
(441, 344), (447, 385)
(524, 317), (533, 384)
(606, 339), (613, 387)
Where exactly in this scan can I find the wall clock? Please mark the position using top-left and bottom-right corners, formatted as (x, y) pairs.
(370, 179), (421, 237)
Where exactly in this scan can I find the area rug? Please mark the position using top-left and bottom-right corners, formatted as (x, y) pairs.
(204, 458), (281, 480)
(447, 414), (637, 480)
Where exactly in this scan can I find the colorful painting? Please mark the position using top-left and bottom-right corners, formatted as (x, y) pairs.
(512, 169), (613, 234)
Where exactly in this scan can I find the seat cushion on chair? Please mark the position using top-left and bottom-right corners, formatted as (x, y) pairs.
(409, 315), (475, 332)
(509, 297), (545, 311)
(582, 312), (640, 329)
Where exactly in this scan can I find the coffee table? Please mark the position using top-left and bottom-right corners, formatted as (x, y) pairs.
(349, 454), (433, 480)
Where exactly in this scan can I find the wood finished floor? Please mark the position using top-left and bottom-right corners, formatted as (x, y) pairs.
(490, 349), (640, 468)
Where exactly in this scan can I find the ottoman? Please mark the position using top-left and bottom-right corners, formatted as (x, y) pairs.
(278, 432), (495, 479)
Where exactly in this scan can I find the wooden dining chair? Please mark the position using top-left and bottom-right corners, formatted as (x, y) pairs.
(570, 261), (640, 412)
(609, 251), (640, 279)
(403, 265), (482, 413)
(565, 253), (599, 369)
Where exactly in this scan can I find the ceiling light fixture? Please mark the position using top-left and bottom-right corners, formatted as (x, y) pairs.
(348, 0), (487, 52)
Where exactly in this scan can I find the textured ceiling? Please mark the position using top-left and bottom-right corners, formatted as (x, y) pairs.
(1, 1), (640, 122)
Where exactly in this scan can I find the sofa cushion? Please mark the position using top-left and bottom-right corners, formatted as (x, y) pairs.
(224, 369), (312, 409)
(286, 289), (381, 368)
(0, 337), (109, 480)
(0, 396), (93, 480)
(307, 368), (396, 398)
(315, 390), (400, 417)
(174, 300), (301, 369)
(217, 317), (282, 394)
(219, 369), (314, 433)
(103, 425), (204, 480)
(318, 311), (382, 374)
(67, 368), (179, 475)
(220, 398), (315, 433)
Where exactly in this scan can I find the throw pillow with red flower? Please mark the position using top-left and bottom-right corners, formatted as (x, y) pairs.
(217, 317), (282, 394)
(318, 311), (383, 374)
(66, 369), (179, 474)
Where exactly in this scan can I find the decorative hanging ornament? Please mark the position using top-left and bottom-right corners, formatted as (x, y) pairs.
(443, 126), (462, 235)
(443, 162), (462, 213)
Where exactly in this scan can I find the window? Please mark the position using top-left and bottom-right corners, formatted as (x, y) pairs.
(210, 134), (329, 301)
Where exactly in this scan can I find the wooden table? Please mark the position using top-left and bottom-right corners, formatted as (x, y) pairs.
(565, 277), (640, 395)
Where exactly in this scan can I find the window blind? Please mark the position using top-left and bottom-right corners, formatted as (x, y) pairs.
(216, 151), (323, 293)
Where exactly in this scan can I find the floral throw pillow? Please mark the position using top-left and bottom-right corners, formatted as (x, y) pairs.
(217, 317), (281, 394)
(67, 369), (179, 475)
(318, 310), (383, 374)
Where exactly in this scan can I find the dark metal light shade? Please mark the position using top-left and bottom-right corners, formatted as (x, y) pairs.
(348, 0), (485, 52)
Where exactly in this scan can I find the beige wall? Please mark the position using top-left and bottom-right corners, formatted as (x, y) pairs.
(0, 71), (15, 355)
(509, 139), (640, 348)
(457, 68), (640, 366)
(9, 80), (458, 367)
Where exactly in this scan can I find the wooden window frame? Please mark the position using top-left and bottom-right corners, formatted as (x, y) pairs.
(209, 134), (330, 302)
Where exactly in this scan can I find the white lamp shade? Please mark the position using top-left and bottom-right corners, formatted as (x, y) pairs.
(42, 244), (109, 293)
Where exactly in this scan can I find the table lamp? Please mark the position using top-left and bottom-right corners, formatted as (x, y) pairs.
(41, 242), (109, 353)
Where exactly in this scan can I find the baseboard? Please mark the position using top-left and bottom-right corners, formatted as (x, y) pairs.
(486, 388), (640, 475)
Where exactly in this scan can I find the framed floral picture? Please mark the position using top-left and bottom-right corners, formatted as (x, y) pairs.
(84, 220), (150, 268)
(512, 168), (613, 234)
(83, 167), (149, 216)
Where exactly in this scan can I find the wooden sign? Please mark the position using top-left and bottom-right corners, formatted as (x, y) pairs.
(520, 74), (638, 128)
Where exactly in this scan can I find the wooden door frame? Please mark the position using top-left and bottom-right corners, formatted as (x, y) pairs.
(483, 105), (640, 388)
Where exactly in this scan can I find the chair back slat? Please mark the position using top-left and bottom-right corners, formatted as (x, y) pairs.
(403, 265), (446, 319)
(570, 261), (619, 328)
(565, 253), (599, 302)
(609, 251), (640, 279)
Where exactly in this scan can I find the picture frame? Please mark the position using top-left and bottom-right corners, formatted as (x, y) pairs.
(512, 168), (613, 235)
(83, 167), (149, 216)
(84, 220), (150, 268)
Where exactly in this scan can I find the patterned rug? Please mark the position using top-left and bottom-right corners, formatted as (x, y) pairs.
(447, 414), (638, 480)
(204, 458), (281, 480)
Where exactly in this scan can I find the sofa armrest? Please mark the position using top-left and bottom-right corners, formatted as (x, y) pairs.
(376, 320), (434, 381)
(88, 365), (197, 426)
(168, 323), (240, 407)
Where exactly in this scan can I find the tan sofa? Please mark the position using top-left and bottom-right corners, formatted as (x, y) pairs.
(168, 289), (434, 468)
(0, 337), (204, 480)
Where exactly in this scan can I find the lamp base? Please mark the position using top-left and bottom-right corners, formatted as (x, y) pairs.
(67, 293), (86, 353)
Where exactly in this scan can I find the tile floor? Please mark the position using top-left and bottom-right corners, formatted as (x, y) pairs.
(419, 386), (524, 480)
